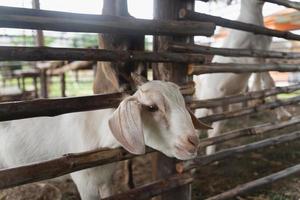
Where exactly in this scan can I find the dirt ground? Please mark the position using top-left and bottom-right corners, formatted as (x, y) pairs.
(1, 106), (300, 200)
(192, 105), (300, 200)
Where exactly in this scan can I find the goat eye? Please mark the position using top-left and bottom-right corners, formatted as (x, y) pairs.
(146, 105), (158, 112)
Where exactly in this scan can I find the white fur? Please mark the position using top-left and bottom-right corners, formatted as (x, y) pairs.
(194, 0), (290, 155)
(0, 81), (199, 200)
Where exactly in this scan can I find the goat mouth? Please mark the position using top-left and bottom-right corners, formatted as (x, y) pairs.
(174, 145), (197, 160)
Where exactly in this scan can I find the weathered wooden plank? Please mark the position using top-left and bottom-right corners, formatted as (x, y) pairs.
(169, 43), (300, 59)
(179, 9), (300, 41)
(263, 0), (300, 10)
(189, 63), (300, 75)
(177, 131), (300, 173)
(206, 163), (300, 200)
(0, 147), (154, 190)
(0, 6), (215, 36)
(0, 46), (205, 63)
(1, 84), (298, 122)
(198, 116), (300, 148)
(0, 92), (124, 121)
(189, 83), (300, 109)
(199, 95), (300, 123)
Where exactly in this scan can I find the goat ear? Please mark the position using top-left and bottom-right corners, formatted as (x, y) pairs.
(131, 72), (148, 86)
(187, 107), (212, 130)
(109, 97), (145, 154)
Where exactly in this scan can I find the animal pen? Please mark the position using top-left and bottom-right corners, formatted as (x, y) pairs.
(2, 0), (300, 199)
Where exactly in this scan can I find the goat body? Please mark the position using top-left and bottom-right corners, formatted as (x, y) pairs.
(0, 81), (205, 200)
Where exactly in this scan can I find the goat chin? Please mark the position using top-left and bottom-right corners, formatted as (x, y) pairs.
(175, 151), (197, 160)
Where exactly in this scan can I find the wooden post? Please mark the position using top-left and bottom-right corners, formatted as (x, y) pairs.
(17, 77), (21, 89)
(21, 76), (26, 92)
(32, 0), (46, 98)
(32, 0), (44, 47)
(60, 73), (66, 97)
(33, 76), (38, 98)
(94, 0), (145, 94)
(40, 69), (48, 98)
(152, 1), (195, 200)
(75, 70), (79, 82)
(95, 0), (145, 189)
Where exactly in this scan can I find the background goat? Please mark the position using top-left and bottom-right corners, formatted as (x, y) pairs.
(0, 79), (209, 200)
(194, 0), (291, 155)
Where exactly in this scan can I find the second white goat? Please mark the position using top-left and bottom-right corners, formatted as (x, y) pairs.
(194, 0), (291, 155)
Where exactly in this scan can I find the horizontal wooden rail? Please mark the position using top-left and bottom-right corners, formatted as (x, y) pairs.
(199, 95), (300, 123)
(0, 46), (205, 63)
(197, 0), (300, 11)
(0, 83), (193, 121)
(103, 173), (193, 200)
(177, 130), (300, 173)
(1, 84), (298, 122)
(206, 163), (300, 200)
(169, 43), (300, 59)
(0, 91), (34, 102)
(179, 9), (300, 41)
(189, 83), (300, 109)
(48, 61), (95, 75)
(188, 63), (300, 75)
(198, 116), (300, 148)
(0, 92), (124, 121)
(0, 6), (215, 36)
(0, 147), (155, 190)
(263, 0), (300, 10)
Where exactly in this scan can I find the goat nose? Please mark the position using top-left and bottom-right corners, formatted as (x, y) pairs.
(187, 135), (199, 147)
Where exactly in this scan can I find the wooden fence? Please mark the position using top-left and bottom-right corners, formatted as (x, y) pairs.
(1, 0), (300, 199)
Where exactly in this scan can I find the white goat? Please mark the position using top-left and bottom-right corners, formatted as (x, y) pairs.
(0, 80), (209, 200)
(194, 0), (291, 155)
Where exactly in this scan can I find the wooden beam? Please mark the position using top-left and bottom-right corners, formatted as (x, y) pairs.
(0, 6), (215, 36)
(206, 163), (300, 200)
(189, 83), (300, 109)
(49, 61), (94, 75)
(179, 9), (300, 41)
(0, 46), (205, 63)
(0, 92), (124, 121)
(1, 83), (297, 122)
(188, 63), (300, 75)
(177, 130), (300, 173)
(0, 91), (34, 102)
(103, 173), (193, 200)
(32, 0), (44, 47)
(0, 147), (154, 190)
(32, 0), (46, 98)
(263, 0), (300, 11)
(198, 116), (300, 148)
(39, 68), (48, 98)
(169, 43), (300, 59)
(0, 83), (192, 121)
(197, 0), (300, 11)
(199, 95), (300, 123)
(60, 73), (66, 97)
